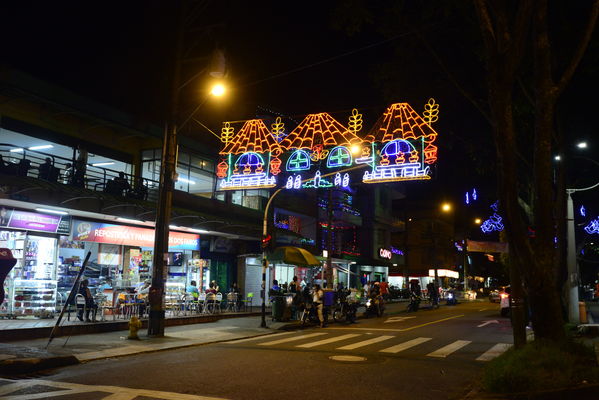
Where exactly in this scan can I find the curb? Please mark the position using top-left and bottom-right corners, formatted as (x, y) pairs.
(0, 355), (79, 375)
(462, 383), (599, 399)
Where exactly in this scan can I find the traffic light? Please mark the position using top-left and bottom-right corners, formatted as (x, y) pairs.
(261, 234), (273, 251)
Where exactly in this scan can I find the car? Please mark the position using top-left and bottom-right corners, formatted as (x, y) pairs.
(489, 289), (501, 303)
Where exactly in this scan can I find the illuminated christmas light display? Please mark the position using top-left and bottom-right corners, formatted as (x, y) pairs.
(361, 102), (438, 184)
(481, 202), (505, 233)
(465, 192), (470, 205)
(216, 101), (441, 190)
(472, 188), (478, 201)
(584, 217), (599, 235)
(217, 119), (282, 190)
(580, 205), (586, 217)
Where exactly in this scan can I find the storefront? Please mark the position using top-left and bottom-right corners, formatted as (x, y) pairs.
(0, 207), (71, 317)
(69, 219), (200, 306)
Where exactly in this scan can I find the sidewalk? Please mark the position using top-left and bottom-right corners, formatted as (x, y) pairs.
(0, 315), (288, 375)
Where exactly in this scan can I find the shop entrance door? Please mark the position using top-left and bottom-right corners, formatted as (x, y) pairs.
(210, 260), (229, 293)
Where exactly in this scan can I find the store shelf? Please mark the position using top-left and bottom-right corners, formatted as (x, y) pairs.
(11, 279), (57, 316)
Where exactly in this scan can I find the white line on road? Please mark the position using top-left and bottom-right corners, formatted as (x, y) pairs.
(384, 316), (416, 323)
(337, 335), (394, 350)
(476, 343), (513, 361)
(296, 334), (361, 348)
(223, 331), (293, 344)
(477, 320), (499, 328)
(427, 340), (472, 358)
(258, 332), (326, 346)
(379, 337), (432, 353)
(478, 308), (488, 311)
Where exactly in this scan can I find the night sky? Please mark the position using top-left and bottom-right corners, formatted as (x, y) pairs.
(1, 1), (597, 209)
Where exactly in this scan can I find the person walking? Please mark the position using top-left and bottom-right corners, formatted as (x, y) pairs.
(312, 283), (325, 328)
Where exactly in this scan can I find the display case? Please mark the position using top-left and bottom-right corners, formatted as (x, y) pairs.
(165, 281), (185, 302)
(12, 279), (57, 317)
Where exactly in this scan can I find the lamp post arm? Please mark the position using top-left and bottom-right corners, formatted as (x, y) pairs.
(567, 181), (599, 194)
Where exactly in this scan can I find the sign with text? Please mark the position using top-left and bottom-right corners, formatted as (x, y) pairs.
(0, 207), (71, 234)
(72, 220), (199, 250)
(379, 248), (392, 260)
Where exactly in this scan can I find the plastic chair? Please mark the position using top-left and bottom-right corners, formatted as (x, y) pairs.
(226, 292), (239, 312)
(197, 292), (206, 313)
(204, 292), (217, 314)
(241, 292), (254, 312)
(215, 292), (223, 313)
(75, 294), (86, 321)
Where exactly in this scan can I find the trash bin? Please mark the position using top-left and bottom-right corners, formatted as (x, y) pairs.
(579, 301), (588, 324)
(271, 296), (286, 321)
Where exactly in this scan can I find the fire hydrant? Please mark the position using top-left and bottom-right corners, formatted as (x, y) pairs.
(128, 316), (142, 340)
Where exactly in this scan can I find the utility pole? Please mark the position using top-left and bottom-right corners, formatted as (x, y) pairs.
(148, 2), (185, 337)
(325, 189), (334, 288)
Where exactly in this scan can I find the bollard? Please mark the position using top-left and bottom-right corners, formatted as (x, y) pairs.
(128, 316), (142, 340)
(579, 301), (588, 324)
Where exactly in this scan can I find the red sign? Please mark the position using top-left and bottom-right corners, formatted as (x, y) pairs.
(379, 248), (392, 260)
(73, 220), (199, 250)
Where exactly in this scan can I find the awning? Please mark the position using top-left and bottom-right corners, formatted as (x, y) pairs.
(268, 246), (320, 267)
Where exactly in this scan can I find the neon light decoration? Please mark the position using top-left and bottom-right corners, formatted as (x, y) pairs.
(218, 119), (281, 190)
(481, 202), (504, 233)
(216, 101), (441, 191)
(286, 149), (312, 171)
(580, 205), (586, 217)
(472, 188), (477, 201)
(327, 146), (353, 168)
(362, 103), (438, 184)
(465, 192), (470, 205)
(584, 217), (599, 234)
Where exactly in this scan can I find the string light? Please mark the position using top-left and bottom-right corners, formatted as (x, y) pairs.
(580, 205), (586, 217)
(481, 201), (504, 233)
(220, 119), (282, 155)
(280, 112), (362, 150)
(584, 217), (599, 235)
(271, 116), (287, 142)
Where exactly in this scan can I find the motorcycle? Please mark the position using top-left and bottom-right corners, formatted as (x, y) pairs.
(407, 292), (421, 312)
(364, 294), (385, 318)
(299, 301), (328, 326)
(333, 289), (358, 323)
(446, 290), (458, 306)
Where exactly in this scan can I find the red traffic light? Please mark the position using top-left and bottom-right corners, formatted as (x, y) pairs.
(261, 234), (272, 250)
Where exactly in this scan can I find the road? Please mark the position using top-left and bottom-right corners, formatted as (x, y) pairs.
(0, 300), (513, 400)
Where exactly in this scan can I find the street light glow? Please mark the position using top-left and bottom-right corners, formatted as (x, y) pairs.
(474, 218), (482, 225)
(577, 141), (588, 149)
(210, 83), (226, 97)
(554, 155), (561, 161)
(350, 144), (361, 155)
(441, 203), (452, 212)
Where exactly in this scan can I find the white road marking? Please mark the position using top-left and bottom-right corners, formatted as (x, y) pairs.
(478, 308), (488, 311)
(476, 343), (513, 361)
(427, 340), (472, 358)
(337, 335), (394, 350)
(296, 334), (361, 348)
(0, 378), (228, 400)
(477, 320), (499, 328)
(223, 331), (293, 344)
(258, 332), (326, 346)
(379, 337), (432, 353)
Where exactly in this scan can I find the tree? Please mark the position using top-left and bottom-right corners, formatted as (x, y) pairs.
(332, 0), (599, 344)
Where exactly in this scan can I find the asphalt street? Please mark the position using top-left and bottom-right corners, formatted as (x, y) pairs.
(0, 300), (514, 400)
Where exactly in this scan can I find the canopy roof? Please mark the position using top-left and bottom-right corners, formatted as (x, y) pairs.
(219, 119), (282, 155)
(366, 103), (438, 143)
(280, 112), (361, 150)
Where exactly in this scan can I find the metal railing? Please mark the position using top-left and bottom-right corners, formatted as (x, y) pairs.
(0, 143), (159, 202)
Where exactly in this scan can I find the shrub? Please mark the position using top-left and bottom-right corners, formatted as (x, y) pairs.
(482, 339), (599, 393)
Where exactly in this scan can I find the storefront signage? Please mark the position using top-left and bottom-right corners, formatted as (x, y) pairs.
(72, 220), (199, 250)
(379, 248), (392, 260)
(0, 207), (71, 235)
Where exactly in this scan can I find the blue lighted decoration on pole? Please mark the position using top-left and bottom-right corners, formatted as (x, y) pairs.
(585, 217), (599, 234)
(481, 201), (504, 233)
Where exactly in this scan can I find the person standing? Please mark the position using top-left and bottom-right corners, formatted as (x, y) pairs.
(312, 284), (325, 328)
(288, 276), (299, 294)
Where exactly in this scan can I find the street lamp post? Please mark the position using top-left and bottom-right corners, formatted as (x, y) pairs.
(566, 181), (599, 324)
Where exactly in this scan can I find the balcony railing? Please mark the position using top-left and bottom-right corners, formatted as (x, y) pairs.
(0, 144), (159, 202)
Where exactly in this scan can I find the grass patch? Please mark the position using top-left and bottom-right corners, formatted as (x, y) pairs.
(482, 339), (599, 393)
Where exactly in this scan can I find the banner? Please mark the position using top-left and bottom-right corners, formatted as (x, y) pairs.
(466, 240), (509, 254)
(72, 220), (199, 250)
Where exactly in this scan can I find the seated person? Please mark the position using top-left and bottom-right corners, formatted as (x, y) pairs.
(135, 279), (151, 317)
(113, 172), (130, 196)
(186, 280), (200, 300)
(128, 177), (148, 200)
(77, 279), (98, 322)
(17, 158), (31, 177)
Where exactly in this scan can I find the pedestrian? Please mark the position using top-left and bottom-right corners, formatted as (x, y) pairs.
(288, 276), (299, 293)
(77, 279), (98, 322)
(37, 157), (53, 180)
(379, 278), (389, 300)
(312, 283), (325, 328)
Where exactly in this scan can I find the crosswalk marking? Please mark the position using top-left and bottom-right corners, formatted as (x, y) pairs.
(379, 337), (432, 353)
(337, 335), (394, 350)
(258, 332), (326, 346)
(224, 332), (293, 344)
(296, 334), (361, 348)
(476, 343), (512, 361)
(427, 340), (472, 358)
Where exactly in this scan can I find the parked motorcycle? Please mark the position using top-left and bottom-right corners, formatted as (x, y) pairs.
(446, 290), (458, 306)
(299, 301), (328, 326)
(333, 289), (358, 323)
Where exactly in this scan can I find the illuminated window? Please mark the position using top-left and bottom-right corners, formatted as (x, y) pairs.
(286, 149), (311, 171)
(326, 146), (352, 168)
